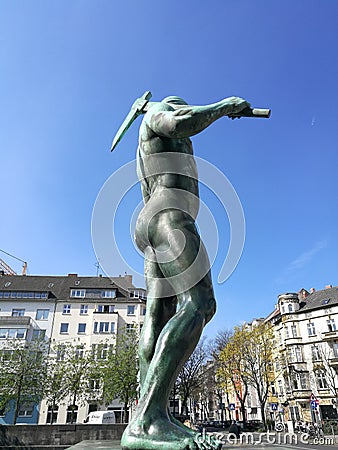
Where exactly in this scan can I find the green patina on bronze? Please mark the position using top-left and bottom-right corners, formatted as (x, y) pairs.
(111, 93), (270, 450)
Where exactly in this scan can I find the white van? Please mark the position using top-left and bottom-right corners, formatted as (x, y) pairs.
(85, 411), (116, 424)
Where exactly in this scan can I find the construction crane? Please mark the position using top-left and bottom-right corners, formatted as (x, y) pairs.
(0, 249), (27, 275)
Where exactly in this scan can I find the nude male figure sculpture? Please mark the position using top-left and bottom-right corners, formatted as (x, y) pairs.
(118, 95), (251, 450)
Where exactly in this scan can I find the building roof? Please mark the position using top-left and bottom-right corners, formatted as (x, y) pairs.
(0, 274), (145, 302)
(300, 285), (338, 312)
(266, 285), (338, 323)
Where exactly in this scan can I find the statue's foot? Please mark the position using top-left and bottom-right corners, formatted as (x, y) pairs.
(168, 415), (221, 449)
(169, 413), (195, 435)
(121, 415), (197, 450)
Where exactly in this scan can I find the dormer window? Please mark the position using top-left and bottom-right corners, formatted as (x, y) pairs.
(288, 304), (293, 313)
(71, 289), (85, 298)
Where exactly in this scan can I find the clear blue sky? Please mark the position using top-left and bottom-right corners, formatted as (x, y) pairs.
(1, 1), (337, 338)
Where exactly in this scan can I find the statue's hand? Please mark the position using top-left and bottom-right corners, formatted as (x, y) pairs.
(225, 96), (251, 114)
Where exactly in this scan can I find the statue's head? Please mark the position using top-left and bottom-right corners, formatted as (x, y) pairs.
(162, 96), (188, 106)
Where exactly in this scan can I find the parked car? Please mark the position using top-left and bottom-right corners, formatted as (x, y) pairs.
(84, 411), (116, 424)
(198, 420), (229, 431)
(236, 420), (264, 431)
(246, 420), (264, 431)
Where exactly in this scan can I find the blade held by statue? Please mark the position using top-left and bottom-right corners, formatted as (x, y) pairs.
(111, 91), (152, 151)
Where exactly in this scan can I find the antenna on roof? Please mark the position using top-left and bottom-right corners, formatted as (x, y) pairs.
(94, 260), (102, 277)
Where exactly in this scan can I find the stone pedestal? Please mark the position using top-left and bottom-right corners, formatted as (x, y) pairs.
(66, 440), (122, 449)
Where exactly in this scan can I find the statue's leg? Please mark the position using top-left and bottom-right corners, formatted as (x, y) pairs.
(139, 247), (177, 390)
(122, 216), (216, 450)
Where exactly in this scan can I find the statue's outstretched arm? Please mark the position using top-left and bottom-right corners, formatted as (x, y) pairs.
(146, 97), (250, 139)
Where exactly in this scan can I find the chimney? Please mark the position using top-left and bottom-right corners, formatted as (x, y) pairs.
(310, 287), (316, 294)
(124, 274), (133, 285)
(301, 289), (309, 299)
(325, 284), (332, 289)
(68, 273), (78, 277)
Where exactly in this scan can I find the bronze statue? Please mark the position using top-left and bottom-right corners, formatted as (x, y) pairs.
(111, 93), (270, 450)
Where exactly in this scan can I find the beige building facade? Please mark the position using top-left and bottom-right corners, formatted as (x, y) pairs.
(0, 273), (146, 424)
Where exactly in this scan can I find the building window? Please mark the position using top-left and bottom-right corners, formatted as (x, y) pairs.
(78, 323), (86, 334)
(77, 323), (86, 334)
(66, 405), (78, 423)
(289, 406), (300, 421)
(0, 328), (26, 339)
(327, 319), (337, 332)
(34, 292), (48, 299)
(101, 290), (116, 298)
(316, 370), (328, 389)
(97, 304), (115, 313)
(11, 309), (25, 317)
(60, 323), (69, 334)
(332, 343), (338, 358)
(127, 305), (135, 316)
(278, 379), (284, 395)
(75, 345), (84, 359)
(270, 383), (276, 395)
(291, 324), (297, 338)
(294, 346), (302, 362)
(46, 406), (58, 424)
(18, 403), (34, 417)
(92, 343), (113, 360)
(126, 324), (135, 332)
(70, 289), (85, 298)
(288, 304), (293, 313)
(275, 358), (280, 371)
(89, 379), (101, 391)
(9, 292), (36, 299)
(142, 307), (146, 316)
(293, 373), (308, 390)
(56, 345), (66, 361)
(0, 329), (7, 339)
(99, 322), (109, 333)
(36, 309), (49, 320)
(94, 322), (114, 333)
(63, 304), (71, 314)
(312, 345), (321, 361)
(33, 329), (46, 339)
(80, 304), (88, 315)
(307, 322), (316, 336)
(284, 326), (289, 339)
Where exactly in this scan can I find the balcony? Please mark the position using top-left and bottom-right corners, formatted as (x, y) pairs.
(291, 389), (312, 399)
(321, 330), (338, 341)
(329, 357), (338, 367)
(0, 316), (31, 326)
(284, 336), (303, 345)
(288, 361), (307, 371)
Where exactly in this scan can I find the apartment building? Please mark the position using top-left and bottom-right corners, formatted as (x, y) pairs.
(222, 285), (338, 427)
(269, 285), (338, 424)
(0, 273), (146, 424)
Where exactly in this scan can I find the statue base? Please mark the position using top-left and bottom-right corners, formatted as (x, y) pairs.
(66, 440), (122, 449)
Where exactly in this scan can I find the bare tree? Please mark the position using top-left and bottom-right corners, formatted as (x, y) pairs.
(176, 339), (210, 419)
